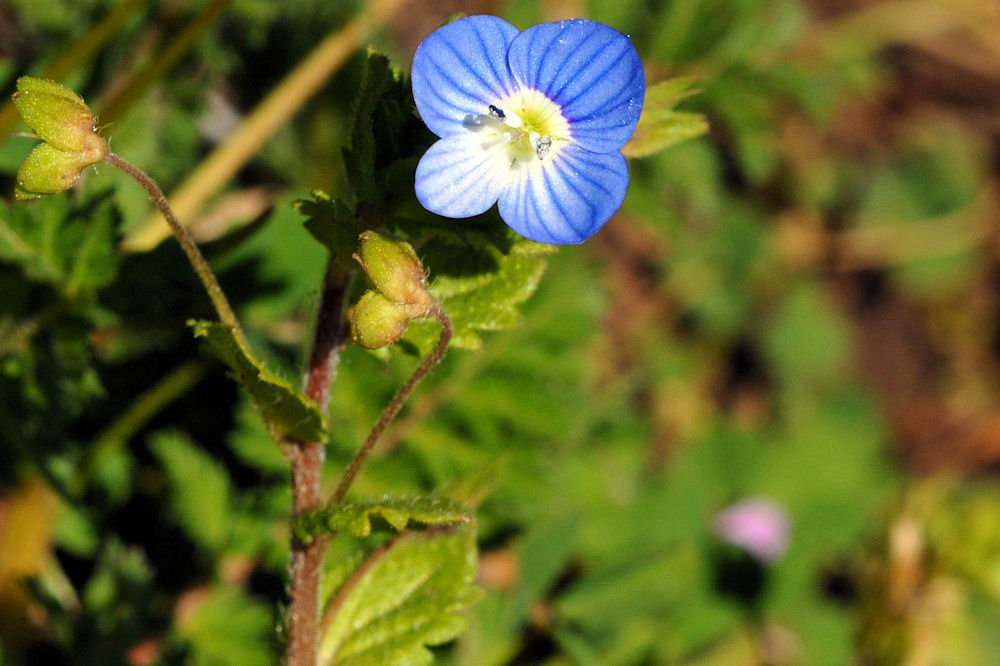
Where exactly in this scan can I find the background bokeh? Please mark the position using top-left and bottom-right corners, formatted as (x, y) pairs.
(3, 0), (1000, 663)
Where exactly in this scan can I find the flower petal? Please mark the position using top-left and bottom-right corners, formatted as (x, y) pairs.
(415, 134), (512, 218)
(507, 19), (645, 154)
(497, 144), (628, 244)
(411, 16), (520, 139)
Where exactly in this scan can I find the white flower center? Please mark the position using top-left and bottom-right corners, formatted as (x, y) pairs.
(477, 88), (570, 167)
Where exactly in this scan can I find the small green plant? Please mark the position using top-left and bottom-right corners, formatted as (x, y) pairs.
(5, 14), (702, 661)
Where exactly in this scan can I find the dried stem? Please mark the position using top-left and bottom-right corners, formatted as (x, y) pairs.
(331, 305), (453, 505)
(105, 152), (248, 346)
(286, 261), (352, 666)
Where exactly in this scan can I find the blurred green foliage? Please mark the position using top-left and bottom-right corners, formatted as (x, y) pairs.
(3, 0), (1000, 664)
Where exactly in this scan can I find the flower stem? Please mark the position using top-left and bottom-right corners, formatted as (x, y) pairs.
(286, 261), (352, 666)
(331, 305), (453, 505)
(105, 152), (248, 346)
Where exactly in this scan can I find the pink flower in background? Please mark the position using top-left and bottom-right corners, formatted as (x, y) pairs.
(713, 498), (790, 564)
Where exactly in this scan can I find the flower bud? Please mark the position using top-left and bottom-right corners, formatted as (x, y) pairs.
(351, 290), (417, 349)
(354, 231), (433, 309)
(11, 77), (109, 200)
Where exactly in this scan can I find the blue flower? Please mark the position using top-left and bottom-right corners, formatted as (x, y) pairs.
(411, 16), (645, 245)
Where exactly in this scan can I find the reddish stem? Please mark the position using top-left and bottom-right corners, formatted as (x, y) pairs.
(286, 261), (351, 666)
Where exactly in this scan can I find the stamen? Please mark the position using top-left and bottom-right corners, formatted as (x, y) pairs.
(489, 105), (506, 120)
(530, 133), (552, 160)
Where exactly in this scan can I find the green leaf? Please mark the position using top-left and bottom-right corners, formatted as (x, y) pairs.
(556, 545), (742, 664)
(295, 494), (470, 544)
(0, 192), (120, 294)
(642, 76), (705, 110)
(342, 50), (427, 204)
(148, 431), (232, 552)
(319, 526), (480, 666)
(623, 78), (709, 158)
(764, 279), (852, 393)
(227, 395), (293, 475)
(404, 247), (549, 352)
(189, 320), (326, 441)
(343, 51), (394, 202)
(295, 190), (364, 271)
(175, 587), (275, 666)
(54, 500), (99, 557)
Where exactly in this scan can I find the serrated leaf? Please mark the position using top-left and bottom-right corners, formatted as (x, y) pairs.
(295, 495), (470, 544)
(343, 52), (394, 201)
(190, 320), (325, 441)
(623, 77), (709, 158)
(0, 192), (120, 294)
(65, 200), (119, 296)
(319, 526), (480, 666)
(403, 249), (548, 353)
(149, 431), (232, 551)
(343, 50), (427, 204)
(295, 190), (364, 271)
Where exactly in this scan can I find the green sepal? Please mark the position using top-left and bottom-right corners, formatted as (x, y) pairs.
(13, 77), (98, 153)
(350, 290), (417, 350)
(189, 320), (326, 442)
(623, 77), (709, 158)
(294, 495), (470, 544)
(15, 76), (86, 103)
(318, 525), (480, 666)
(355, 230), (431, 307)
(16, 143), (95, 199)
(12, 77), (109, 197)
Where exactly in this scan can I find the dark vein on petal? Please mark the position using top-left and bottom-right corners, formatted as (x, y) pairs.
(555, 38), (629, 110)
(543, 22), (601, 102)
(439, 38), (497, 100)
(474, 25), (510, 98)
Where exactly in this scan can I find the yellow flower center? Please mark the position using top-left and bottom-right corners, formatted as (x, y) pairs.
(486, 88), (571, 166)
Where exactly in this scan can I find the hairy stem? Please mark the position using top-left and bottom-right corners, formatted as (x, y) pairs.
(286, 261), (352, 666)
(106, 152), (248, 346)
(331, 305), (453, 505)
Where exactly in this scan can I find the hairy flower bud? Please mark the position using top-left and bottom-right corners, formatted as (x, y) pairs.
(11, 77), (109, 200)
(354, 231), (433, 309)
(350, 290), (420, 349)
